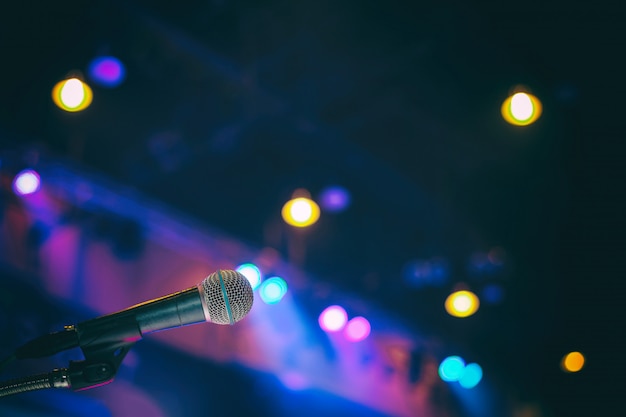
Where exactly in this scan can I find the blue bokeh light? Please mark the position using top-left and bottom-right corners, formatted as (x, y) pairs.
(438, 356), (466, 382)
(482, 283), (505, 304)
(403, 258), (449, 288)
(458, 363), (483, 389)
(259, 276), (288, 304)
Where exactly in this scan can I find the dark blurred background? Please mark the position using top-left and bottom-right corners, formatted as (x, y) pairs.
(1, 1), (624, 416)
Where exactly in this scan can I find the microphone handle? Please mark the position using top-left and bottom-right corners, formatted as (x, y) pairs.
(14, 286), (207, 361)
(76, 286), (207, 357)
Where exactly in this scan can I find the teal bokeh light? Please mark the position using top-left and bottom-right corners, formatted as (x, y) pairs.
(438, 356), (466, 382)
(236, 263), (262, 290)
(459, 363), (483, 389)
(259, 276), (288, 304)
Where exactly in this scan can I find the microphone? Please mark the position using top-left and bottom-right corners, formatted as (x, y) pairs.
(14, 269), (254, 360)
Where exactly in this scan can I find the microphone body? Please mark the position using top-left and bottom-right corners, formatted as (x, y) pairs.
(15, 270), (254, 360)
(74, 286), (207, 358)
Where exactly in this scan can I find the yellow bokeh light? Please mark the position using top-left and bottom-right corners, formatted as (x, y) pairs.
(281, 197), (320, 227)
(445, 290), (480, 318)
(561, 351), (585, 373)
(52, 77), (93, 112)
(501, 91), (542, 126)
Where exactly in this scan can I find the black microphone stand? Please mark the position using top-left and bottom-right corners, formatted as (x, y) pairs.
(0, 344), (134, 397)
(1, 314), (142, 397)
(0, 341), (135, 397)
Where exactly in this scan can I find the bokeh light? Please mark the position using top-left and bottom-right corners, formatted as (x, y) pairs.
(52, 78), (93, 112)
(487, 247), (506, 266)
(501, 91), (542, 126)
(344, 316), (371, 342)
(561, 351), (585, 373)
(468, 249), (506, 276)
(319, 186), (351, 212)
(482, 284), (505, 304)
(12, 169), (41, 195)
(459, 363), (483, 389)
(259, 276), (288, 304)
(445, 290), (480, 318)
(318, 305), (348, 332)
(88, 56), (126, 87)
(281, 197), (320, 227)
(236, 263), (262, 290)
(403, 258), (449, 288)
(439, 356), (466, 382)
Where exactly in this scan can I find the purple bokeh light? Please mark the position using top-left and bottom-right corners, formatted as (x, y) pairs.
(318, 305), (348, 332)
(13, 169), (40, 195)
(319, 186), (351, 212)
(88, 56), (126, 87)
(344, 316), (371, 342)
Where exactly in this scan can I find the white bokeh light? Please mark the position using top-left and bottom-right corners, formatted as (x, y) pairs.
(290, 200), (313, 222)
(452, 294), (472, 312)
(60, 78), (86, 108)
(13, 170), (40, 195)
(319, 305), (348, 332)
(510, 92), (534, 121)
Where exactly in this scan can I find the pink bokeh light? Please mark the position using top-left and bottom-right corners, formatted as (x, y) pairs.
(318, 305), (348, 332)
(344, 316), (371, 342)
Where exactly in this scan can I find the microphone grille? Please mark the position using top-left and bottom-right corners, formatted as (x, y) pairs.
(201, 270), (254, 325)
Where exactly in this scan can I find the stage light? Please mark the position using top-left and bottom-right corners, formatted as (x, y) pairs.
(236, 263), (262, 290)
(482, 284), (504, 304)
(459, 363), (483, 388)
(469, 249), (506, 276)
(501, 91), (542, 126)
(403, 258), (449, 288)
(445, 290), (480, 318)
(259, 276), (287, 304)
(88, 56), (126, 88)
(52, 78), (93, 112)
(487, 247), (506, 266)
(561, 351), (585, 373)
(12, 169), (40, 195)
(281, 197), (320, 227)
(439, 356), (465, 382)
(344, 316), (371, 342)
(319, 186), (351, 212)
(318, 305), (348, 332)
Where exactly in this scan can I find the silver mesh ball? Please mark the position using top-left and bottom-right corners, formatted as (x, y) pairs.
(200, 269), (254, 325)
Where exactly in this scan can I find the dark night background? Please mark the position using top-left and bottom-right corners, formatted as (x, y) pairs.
(1, 1), (625, 416)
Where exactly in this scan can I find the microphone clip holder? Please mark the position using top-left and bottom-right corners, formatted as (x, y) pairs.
(67, 315), (141, 391)
(67, 342), (134, 391)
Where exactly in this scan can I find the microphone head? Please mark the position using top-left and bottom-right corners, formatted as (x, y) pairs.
(200, 269), (254, 325)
